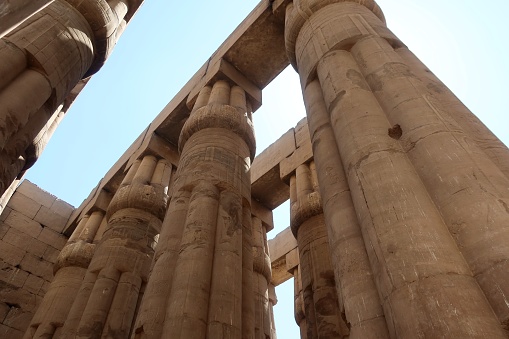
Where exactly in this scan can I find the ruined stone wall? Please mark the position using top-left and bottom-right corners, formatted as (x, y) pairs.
(0, 181), (73, 338)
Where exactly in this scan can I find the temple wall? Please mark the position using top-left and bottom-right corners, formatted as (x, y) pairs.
(0, 181), (73, 338)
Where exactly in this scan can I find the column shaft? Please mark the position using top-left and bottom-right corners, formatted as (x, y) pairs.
(286, 1), (509, 336)
(158, 81), (255, 339)
(66, 155), (170, 338)
(293, 266), (308, 339)
(318, 47), (504, 338)
(304, 79), (389, 338)
(395, 46), (509, 180)
(352, 35), (509, 327)
(24, 210), (105, 339)
(252, 217), (272, 339)
(242, 208), (256, 339)
(290, 163), (345, 338)
(132, 189), (190, 338)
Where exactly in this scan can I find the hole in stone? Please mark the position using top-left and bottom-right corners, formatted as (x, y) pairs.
(388, 124), (402, 140)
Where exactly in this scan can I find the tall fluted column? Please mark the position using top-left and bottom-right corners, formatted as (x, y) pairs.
(351, 35), (509, 329)
(394, 46), (509, 180)
(135, 80), (255, 339)
(0, 0), (53, 38)
(59, 155), (171, 339)
(267, 284), (277, 339)
(24, 210), (106, 338)
(293, 266), (307, 339)
(252, 216), (272, 339)
(285, 1), (508, 336)
(0, 0), (138, 195)
(304, 80), (389, 338)
(289, 162), (344, 338)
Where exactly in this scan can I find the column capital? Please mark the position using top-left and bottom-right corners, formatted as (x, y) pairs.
(179, 81), (256, 160)
(284, 0), (393, 85)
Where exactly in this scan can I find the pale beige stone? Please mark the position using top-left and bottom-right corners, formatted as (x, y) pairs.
(7, 193), (41, 219)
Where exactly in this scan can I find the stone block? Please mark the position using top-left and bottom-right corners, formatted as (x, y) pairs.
(251, 129), (295, 183)
(0, 280), (39, 311)
(0, 302), (9, 322)
(0, 263), (29, 288)
(34, 206), (68, 233)
(268, 226), (297, 263)
(0, 206), (12, 222)
(294, 117), (310, 148)
(0, 323), (23, 339)
(0, 240), (26, 266)
(0, 221), (8, 239)
(28, 238), (48, 258)
(285, 247), (300, 272)
(15, 181), (55, 209)
(23, 275), (44, 295)
(19, 254), (53, 282)
(4, 210), (43, 238)
(4, 307), (34, 331)
(3, 227), (32, 252)
(50, 199), (74, 219)
(279, 139), (313, 181)
(43, 246), (60, 264)
(38, 281), (49, 297)
(7, 193), (41, 219)
(37, 227), (67, 250)
(3, 228), (47, 259)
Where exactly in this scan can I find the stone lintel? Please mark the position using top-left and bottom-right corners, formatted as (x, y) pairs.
(280, 118), (313, 182)
(251, 129), (295, 210)
(285, 247), (299, 272)
(186, 58), (262, 112)
(268, 226), (298, 286)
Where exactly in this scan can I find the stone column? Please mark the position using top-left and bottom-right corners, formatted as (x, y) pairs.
(267, 284), (277, 339)
(304, 80), (389, 338)
(252, 216), (272, 339)
(394, 46), (509, 180)
(0, 0), (136, 196)
(242, 208), (256, 339)
(289, 162), (345, 338)
(285, 1), (508, 336)
(59, 155), (171, 339)
(137, 80), (255, 339)
(0, 0), (53, 38)
(351, 35), (509, 329)
(24, 210), (106, 338)
(293, 266), (307, 339)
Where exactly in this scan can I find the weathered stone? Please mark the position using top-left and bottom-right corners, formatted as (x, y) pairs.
(0, 1), (507, 338)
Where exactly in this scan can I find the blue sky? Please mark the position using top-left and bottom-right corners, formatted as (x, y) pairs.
(25, 0), (509, 337)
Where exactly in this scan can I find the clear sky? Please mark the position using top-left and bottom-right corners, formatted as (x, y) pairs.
(25, 0), (509, 337)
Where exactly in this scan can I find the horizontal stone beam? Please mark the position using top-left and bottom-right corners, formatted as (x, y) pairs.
(268, 226), (298, 286)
